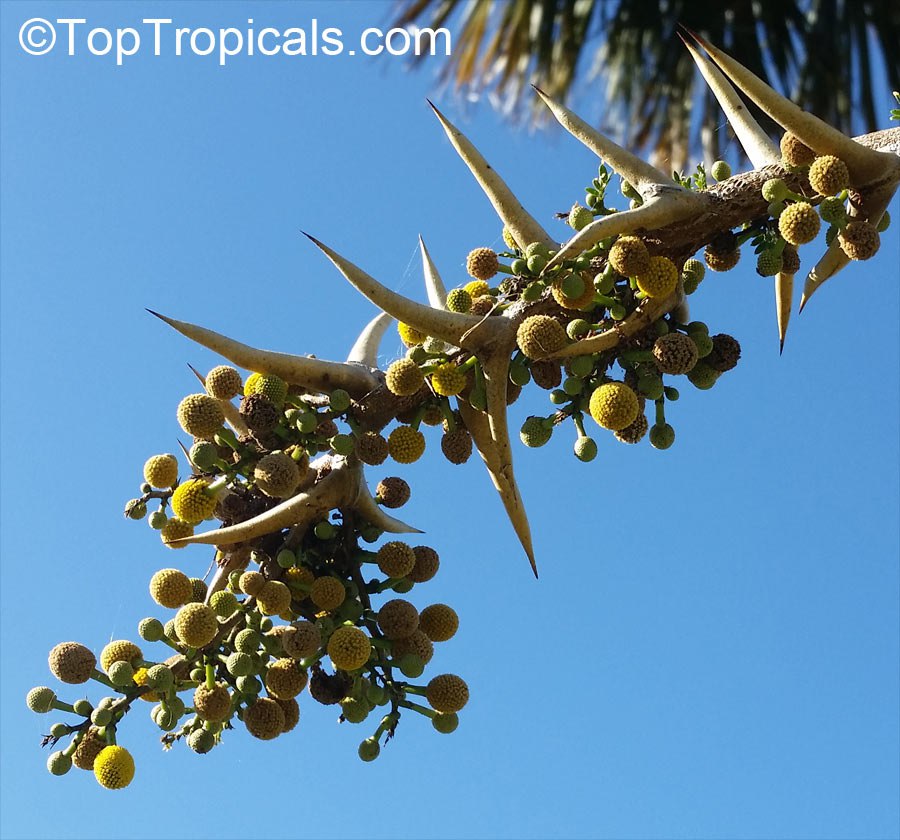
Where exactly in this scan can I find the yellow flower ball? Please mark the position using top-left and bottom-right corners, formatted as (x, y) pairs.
(170, 479), (217, 525)
(327, 626), (372, 672)
(589, 382), (640, 431)
(143, 454), (178, 489)
(93, 745), (135, 790)
(635, 256), (678, 298)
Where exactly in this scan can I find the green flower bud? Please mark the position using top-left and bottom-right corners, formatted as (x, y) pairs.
(330, 389), (351, 412)
(432, 712), (459, 734)
(108, 660), (135, 687)
(226, 652), (254, 677)
(314, 521), (337, 540)
(649, 423), (675, 450)
(50, 722), (69, 738)
(358, 737), (381, 762)
(148, 510), (168, 530)
(72, 698), (92, 716)
(574, 436), (598, 462)
(47, 751), (72, 776)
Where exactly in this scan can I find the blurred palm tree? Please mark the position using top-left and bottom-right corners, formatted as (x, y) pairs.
(393, 0), (900, 170)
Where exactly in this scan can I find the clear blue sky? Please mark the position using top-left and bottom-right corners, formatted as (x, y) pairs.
(2, 2), (898, 839)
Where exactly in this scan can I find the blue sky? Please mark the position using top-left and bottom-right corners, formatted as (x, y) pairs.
(1, 2), (898, 839)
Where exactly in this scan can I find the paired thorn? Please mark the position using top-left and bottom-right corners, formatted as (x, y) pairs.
(678, 34), (780, 169)
(682, 28), (899, 186)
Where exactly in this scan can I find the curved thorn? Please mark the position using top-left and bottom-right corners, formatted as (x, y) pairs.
(188, 363), (249, 436)
(346, 312), (392, 367)
(456, 398), (536, 576)
(302, 234), (488, 350)
(419, 235), (448, 309)
(775, 272), (793, 354)
(353, 479), (424, 534)
(168, 466), (356, 547)
(480, 351), (537, 576)
(147, 310), (378, 398)
(547, 293), (677, 359)
(547, 192), (704, 267)
(678, 35), (780, 169)
(532, 85), (672, 193)
(799, 242), (849, 313)
(428, 100), (556, 250)
(683, 29), (899, 185)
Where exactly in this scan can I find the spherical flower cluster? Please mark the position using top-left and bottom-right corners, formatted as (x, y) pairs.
(205, 365), (243, 399)
(466, 247), (500, 280)
(377, 541), (416, 578)
(608, 235), (650, 276)
(26, 686), (56, 713)
(614, 413), (649, 444)
(445, 288), (473, 313)
(589, 382), (640, 431)
(327, 626), (372, 671)
(430, 363), (466, 397)
(310, 576), (346, 611)
(282, 621), (321, 659)
(808, 155), (849, 196)
(100, 640), (142, 674)
(426, 674), (469, 713)
(376, 476), (410, 508)
(397, 322), (426, 347)
(93, 745), (135, 790)
(254, 452), (301, 498)
(385, 358), (425, 397)
(441, 427), (473, 464)
(176, 394), (224, 439)
(419, 604), (459, 642)
(409, 545), (439, 582)
(244, 697), (285, 740)
(171, 478), (217, 525)
(392, 630), (434, 664)
(174, 603), (218, 648)
(387, 426), (426, 464)
(240, 393), (279, 433)
(244, 372), (288, 407)
(516, 315), (567, 360)
(194, 683), (232, 722)
(48, 642), (96, 684)
(778, 202), (820, 246)
(256, 580), (292, 616)
(377, 599), (419, 640)
(266, 659), (308, 700)
(464, 279), (490, 298)
(160, 517), (194, 548)
(652, 333), (699, 375)
(635, 256), (678, 298)
(356, 431), (389, 465)
(838, 220), (880, 261)
(780, 132), (816, 167)
(143, 454), (178, 489)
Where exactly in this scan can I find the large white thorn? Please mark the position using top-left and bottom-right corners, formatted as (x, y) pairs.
(685, 29), (899, 185)
(419, 235), (448, 309)
(353, 478), (423, 534)
(799, 242), (849, 313)
(169, 466), (356, 547)
(303, 233), (488, 350)
(678, 34), (780, 169)
(148, 310), (378, 398)
(479, 351), (537, 576)
(428, 100), (556, 250)
(547, 193), (704, 267)
(532, 85), (672, 195)
(775, 273), (793, 354)
(346, 313), (392, 367)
